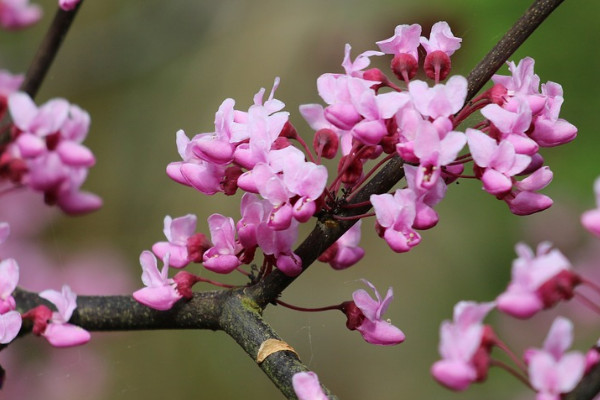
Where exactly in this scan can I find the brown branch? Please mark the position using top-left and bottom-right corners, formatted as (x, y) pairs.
(564, 361), (600, 400)
(465, 0), (565, 102)
(20, 2), (84, 99)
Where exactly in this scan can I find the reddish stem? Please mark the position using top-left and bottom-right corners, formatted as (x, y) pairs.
(276, 299), (343, 313)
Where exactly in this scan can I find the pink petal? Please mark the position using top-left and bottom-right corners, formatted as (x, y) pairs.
(43, 322), (90, 347)
(0, 310), (21, 344)
(133, 286), (182, 311)
(292, 372), (328, 400)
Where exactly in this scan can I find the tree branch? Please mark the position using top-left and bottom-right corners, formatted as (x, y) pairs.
(466, 0), (565, 102)
(21, 2), (84, 98)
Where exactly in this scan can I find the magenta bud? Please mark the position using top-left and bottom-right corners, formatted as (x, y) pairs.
(341, 301), (365, 331)
(173, 271), (200, 299)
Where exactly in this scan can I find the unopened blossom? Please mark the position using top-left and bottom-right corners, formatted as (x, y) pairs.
(152, 214), (198, 268)
(38, 285), (91, 347)
(581, 177), (600, 238)
(133, 251), (182, 311)
(431, 301), (496, 390)
(0, 0), (41, 30)
(526, 317), (585, 400)
(496, 242), (580, 319)
(292, 371), (328, 400)
(58, 0), (80, 11)
(371, 189), (421, 253)
(343, 280), (405, 346)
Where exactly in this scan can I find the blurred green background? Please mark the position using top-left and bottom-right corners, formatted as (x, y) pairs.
(1, 0), (600, 399)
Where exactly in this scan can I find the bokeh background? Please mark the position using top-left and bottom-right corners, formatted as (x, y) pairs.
(1, 0), (599, 399)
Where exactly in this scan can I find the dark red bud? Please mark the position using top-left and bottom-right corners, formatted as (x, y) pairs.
(222, 165), (243, 195)
(22, 305), (53, 336)
(489, 84), (508, 105)
(341, 301), (365, 331)
(186, 233), (211, 263)
(423, 50), (451, 82)
(337, 155), (362, 185)
(45, 132), (60, 151)
(317, 242), (338, 263)
(173, 271), (201, 299)
(271, 136), (291, 150)
(239, 246), (256, 265)
(313, 128), (339, 159)
(374, 222), (385, 238)
(391, 53), (418, 83)
(279, 121), (297, 139)
(537, 270), (582, 308)
(362, 68), (386, 83)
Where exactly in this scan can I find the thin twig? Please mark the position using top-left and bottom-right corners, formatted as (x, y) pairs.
(21, 2), (84, 98)
(465, 0), (565, 102)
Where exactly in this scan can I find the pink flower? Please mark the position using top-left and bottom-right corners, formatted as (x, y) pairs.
(0, 69), (23, 117)
(581, 177), (600, 238)
(420, 21), (462, 57)
(408, 76), (467, 119)
(133, 251), (182, 311)
(0, 0), (41, 30)
(412, 119), (465, 189)
(466, 128), (531, 195)
(38, 285), (91, 347)
(319, 220), (365, 270)
(496, 242), (580, 319)
(404, 164), (446, 229)
(526, 317), (585, 400)
(0, 310), (21, 343)
(376, 24), (422, 60)
(292, 371), (328, 400)
(152, 214), (197, 268)
(370, 189), (421, 253)
(202, 214), (241, 274)
(343, 280), (405, 346)
(431, 301), (496, 390)
(0, 257), (19, 313)
(256, 218), (302, 277)
(341, 43), (383, 78)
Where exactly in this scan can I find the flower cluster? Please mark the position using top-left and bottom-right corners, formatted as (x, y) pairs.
(0, 92), (101, 214)
(430, 176), (600, 398)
